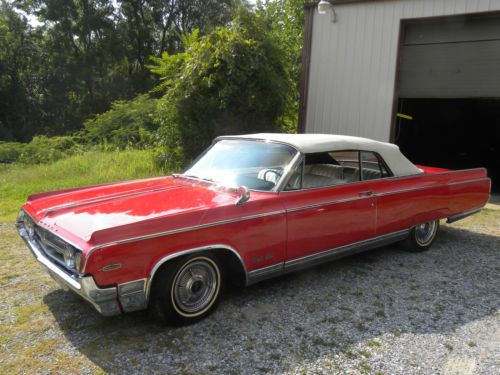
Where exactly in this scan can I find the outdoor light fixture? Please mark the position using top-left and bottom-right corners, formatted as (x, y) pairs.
(318, 0), (338, 23)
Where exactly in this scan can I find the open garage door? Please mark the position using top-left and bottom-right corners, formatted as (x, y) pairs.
(396, 14), (500, 191)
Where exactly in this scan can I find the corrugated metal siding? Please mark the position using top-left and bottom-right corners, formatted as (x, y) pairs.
(305, 0), (500, 141)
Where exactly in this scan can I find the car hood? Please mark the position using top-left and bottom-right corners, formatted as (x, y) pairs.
(24, 176), (240, 247)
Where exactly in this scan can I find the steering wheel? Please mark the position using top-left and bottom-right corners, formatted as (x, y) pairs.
(263, 169), (282, 183)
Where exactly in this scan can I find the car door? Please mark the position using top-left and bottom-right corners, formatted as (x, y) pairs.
(280, 150), (377, 265)
(358, 150), (414, 236)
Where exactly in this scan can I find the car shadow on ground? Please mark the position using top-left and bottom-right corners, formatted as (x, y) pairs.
(44, 225), (500, 373)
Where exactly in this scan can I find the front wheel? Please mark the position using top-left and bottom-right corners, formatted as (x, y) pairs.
(150, 254), (222, 325)
(404, 220), (440, 252)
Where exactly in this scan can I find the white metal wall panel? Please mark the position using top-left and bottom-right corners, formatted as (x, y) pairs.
(305, 0), (500, 141)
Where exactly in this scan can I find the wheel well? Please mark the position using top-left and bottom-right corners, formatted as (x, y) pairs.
(147, 247), (247, 300)
(212, 248), (247, 287)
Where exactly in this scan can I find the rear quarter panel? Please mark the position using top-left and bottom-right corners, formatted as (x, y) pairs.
(371, 168), (490, 235)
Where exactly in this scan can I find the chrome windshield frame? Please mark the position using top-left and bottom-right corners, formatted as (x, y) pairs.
(179, 138), (303, 193)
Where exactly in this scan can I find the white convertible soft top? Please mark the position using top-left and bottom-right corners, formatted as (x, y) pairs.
(216, 133), (423, 177)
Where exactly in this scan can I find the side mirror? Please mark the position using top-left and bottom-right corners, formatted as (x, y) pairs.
(236, 186), (250, 205)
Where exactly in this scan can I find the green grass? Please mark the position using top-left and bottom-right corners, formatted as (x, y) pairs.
(357, 349), (372, 358)
(0, 150), (165, 372)
(366, 339), (382, 348)
(0, 150), (164, 222)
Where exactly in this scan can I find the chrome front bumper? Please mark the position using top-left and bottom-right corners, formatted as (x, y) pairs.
(17, 226), (122, 316)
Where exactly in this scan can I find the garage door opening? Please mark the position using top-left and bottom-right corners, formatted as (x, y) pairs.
(393, 14), (500, 192)
(395, 98), (500, 192)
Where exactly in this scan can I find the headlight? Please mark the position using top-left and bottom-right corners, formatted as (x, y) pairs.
(62, 244), (82, 271)
(74, 252), (82, 273)
(15, 210), (25, 229)
(24, 216), (35, 237)
(17, 209), (25, 223)
(62, 244), (77, 269)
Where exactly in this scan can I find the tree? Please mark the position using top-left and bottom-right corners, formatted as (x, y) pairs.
(0, 1), (44, 141)
(149, 11), (292, 169)
(1, 0), (242, 142)
(257, 0), (306, 132)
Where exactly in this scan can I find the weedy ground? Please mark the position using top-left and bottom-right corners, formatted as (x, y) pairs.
(0, 155), (498, 374)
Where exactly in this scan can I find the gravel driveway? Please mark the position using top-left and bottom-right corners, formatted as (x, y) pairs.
(1, 209), (499, 374)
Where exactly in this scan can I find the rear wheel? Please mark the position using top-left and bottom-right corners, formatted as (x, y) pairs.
(151, 254), (222, 325)
(404, 220), (439, 252)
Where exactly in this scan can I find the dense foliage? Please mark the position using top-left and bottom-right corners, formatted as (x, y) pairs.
(0, 0), (306, 167)
(83, 94), (159, 149)
(0, 0), (241, 142)
(257, 0), (305, 131)
(0, 136), (81, 164)
(149, 13), (293, 168)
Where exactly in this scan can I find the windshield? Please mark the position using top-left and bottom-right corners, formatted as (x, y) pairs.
(183, 139), (298, 191)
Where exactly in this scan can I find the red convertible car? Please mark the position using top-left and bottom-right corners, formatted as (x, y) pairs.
(16, 134), (490, 324)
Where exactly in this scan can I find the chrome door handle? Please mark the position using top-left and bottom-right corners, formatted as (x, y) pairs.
(359, 190), (373, 197)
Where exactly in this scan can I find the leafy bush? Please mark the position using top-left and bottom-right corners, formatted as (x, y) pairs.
(257, 0), (305, 133)
(0, 95), (159, 166)
(83, 94), (159, 149)
(149, 12), (292, 170)
(18, 136), (82, 164)
(0, 142), (26, 163)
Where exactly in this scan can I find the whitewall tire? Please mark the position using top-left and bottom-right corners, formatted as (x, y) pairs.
(151, 254), (222, 325)
(404, 220), (440, 252)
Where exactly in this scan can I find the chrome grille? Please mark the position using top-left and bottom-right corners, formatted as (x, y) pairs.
(22, 217), (73, 273)
(20, 210), (81, 275)
(33, 226), (67, 267)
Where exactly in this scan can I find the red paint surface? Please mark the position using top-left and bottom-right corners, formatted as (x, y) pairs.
(22, 168), (490, 287)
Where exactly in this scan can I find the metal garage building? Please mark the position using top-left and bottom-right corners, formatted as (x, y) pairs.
(300, 0), (500, 189)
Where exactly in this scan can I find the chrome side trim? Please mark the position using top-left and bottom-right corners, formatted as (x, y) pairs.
(82, 210), (284, 272)
(376, 178), (488, 198)
(284, 229), (409, 272)
(247, 263), (284, 285)
(284, 178), (489, 213)
(287, 195), (374, 213)
(144, 244), (247, 301)
(245, 229), (410, 285)
(446, 207), (483, 224)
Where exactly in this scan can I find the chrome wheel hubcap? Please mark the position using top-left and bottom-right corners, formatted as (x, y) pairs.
(415, 221), (437, 246)
(173, 259), (219, 315)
